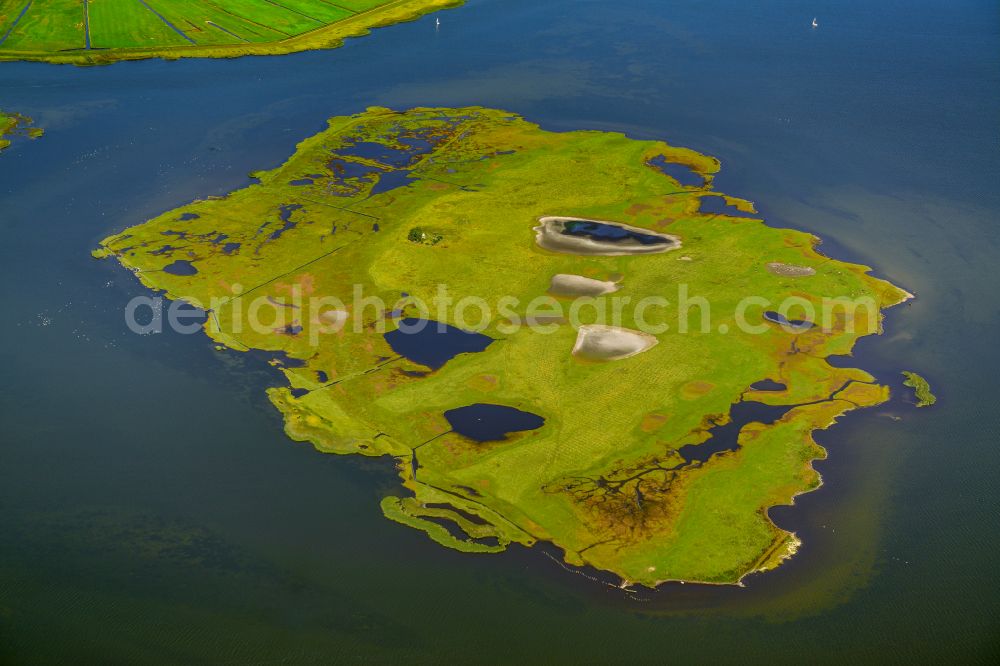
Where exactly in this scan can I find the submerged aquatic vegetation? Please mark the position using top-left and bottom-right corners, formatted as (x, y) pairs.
(0, 0), (464, 65)
(96, 107), (911, 586)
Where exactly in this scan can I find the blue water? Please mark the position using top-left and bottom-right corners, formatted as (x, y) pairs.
(162, 259), (198, 275)
(444, 403), (545, 442)
(649, 154), (704, 187)
(368, 168), (412, 196)
(677, 400), (792, 465)
(328, 156), (381, 182)
(698, 194), (755, 217)
(337, 141), (419, 168)
(763, 310), (814, 330)
(750, 379), (786, 391)
(0, 0), (998, 662)
(561, 219), (670, 245)
(383, 317), (493, 369)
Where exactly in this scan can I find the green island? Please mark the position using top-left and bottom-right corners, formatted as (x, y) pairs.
(902, 371), (936, 407)
(95, 107), (910, 586)
(0, 109), (42, 151)
(0, 0), (462, 65)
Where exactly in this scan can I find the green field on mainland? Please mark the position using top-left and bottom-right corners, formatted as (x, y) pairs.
(0, 109), (42, 151)
(0, 0), (462, 64)
(95, 107), (910, 586)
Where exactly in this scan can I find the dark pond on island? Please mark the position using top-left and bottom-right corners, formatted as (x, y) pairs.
(327, 156), (382, 182)
(444, 403), (545, 442)
(677, 400), (793, 465)
(384, 317), (493, 369)
(162, 259), (198, 275)
(0, 0), (997, 662)
(750, 379), (787, 391)
(561, 219), (671, 245)
(764, 310), (815, 331)
(368, 168), (413, 196)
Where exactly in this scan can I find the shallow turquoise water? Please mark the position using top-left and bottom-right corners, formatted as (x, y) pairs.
(1, 0), (998, 662)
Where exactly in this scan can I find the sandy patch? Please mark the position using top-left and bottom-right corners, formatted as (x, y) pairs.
(571, 324), (659, 361)
(548, 273), (621, 297)
(319, 309), (349, 327)
(766, 262), (816, 277)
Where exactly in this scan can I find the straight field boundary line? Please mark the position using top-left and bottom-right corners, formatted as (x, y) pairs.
(136, 0), (196, 45)
(0, 0), (33, 48)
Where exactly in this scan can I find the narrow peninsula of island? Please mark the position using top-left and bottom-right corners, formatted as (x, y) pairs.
(0, 0), (462, 65)
(95, 107), (910, 587)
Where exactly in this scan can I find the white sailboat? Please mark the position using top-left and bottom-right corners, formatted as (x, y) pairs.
(812, 17), (819, 28)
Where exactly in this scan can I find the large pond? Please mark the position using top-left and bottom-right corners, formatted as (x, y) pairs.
(383, 317), (493, 369)
(444, 403), (545, 442)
